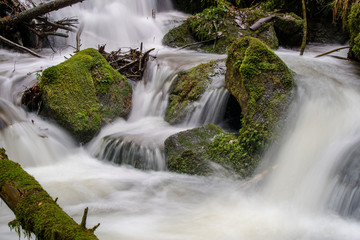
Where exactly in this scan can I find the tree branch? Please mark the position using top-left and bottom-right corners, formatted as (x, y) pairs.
(0, 0), (84, 29)
(0, 34), (42, 58)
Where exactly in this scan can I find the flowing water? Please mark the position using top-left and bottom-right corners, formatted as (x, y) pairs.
(1, 1), (360, 239)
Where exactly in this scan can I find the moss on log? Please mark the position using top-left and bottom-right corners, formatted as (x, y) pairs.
(0, 148), (99, 240)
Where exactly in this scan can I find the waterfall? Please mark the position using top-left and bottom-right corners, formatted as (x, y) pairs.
(51, 0), (179, 50)
(1, 1), (360, 240)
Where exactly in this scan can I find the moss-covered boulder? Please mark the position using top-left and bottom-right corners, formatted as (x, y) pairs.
(39, 48), (132, 143)
(274, 13), (304, 47)
(348, 3), (360, 61)
(165, 124), (225, 175)
(165, 60), (225, 125)
(163, 6), (278, 53)
(165, 124), (259, 177)
(225, 36), (293, 160)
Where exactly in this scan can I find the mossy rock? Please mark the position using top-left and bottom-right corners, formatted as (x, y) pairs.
(348, 3), (360, 61)
(165, 60), (225, 125)
(163, 6), (278, 54)
(172, 0), (244, 14)
(39, 48), (132, 143)
(165, 123), (259, 177)
(274, 13), (304, 47)
(225, 36), (293, 164)
(165, 124), (228, 175)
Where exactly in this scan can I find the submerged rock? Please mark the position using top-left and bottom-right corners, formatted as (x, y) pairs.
(163, 6), (279, 53)
(39, 48), (132, 143)
(348, 3), (360, 61)
(165, 60), (225, 125)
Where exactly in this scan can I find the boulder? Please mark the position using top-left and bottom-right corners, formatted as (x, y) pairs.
(348, 3), (360, 61)
(165, 60), (225, 125)
(225, 36), (293, 159)
(39, 48), (132, 143)
(165, 123), (260, 177)
(163, 6), (279, 53)
(274, 13), (304, 47)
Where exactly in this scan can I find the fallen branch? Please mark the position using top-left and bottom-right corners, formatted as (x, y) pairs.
(249, 15), (276, 31)
(314, 46), (350, 58)
(0, 34), (42, 58)
(0, 148), (100, 240)
(0, 0), (85, 29)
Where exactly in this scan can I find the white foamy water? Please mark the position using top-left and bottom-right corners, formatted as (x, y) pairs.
(1, 1), (360, 240)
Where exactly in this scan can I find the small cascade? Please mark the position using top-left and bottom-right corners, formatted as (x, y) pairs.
(92, 134), (166, 170)
(183, 61), (230, 127)
(90, 51), (226, 170)
(88, 117), (188, 171)
(327, 142), (360, 220)
(52, 0), (176, 50)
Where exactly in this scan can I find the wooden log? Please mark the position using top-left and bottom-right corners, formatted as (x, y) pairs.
(249, 15), (276, 31)
(0, 0), (85, 29)
(0, 148), (100, 240)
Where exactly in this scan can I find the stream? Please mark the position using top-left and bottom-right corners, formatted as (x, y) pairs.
(1, 0), (360, 239)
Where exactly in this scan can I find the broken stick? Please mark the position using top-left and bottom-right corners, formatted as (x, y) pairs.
(0, 34), (42, 58)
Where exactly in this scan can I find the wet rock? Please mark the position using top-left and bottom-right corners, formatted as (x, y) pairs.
(38, 48), (132, 143)
(165, 124), (226, 175)
(165, 123), (259, 177)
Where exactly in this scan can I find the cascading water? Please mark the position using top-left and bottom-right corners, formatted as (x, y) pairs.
(1, 1), (360, 240)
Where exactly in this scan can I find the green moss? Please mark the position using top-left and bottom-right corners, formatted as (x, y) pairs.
(165, 60), (219, 124)
(39, 48), (132, 143)
(188, 7), (228, 41)
(224, 36), (293, 175)
(348, 3), (360, 60)
(165, 124), (225, 175)
(163, 5), (279, 53)
(0, 149), (98, 240)
(163, 21), (196, 48)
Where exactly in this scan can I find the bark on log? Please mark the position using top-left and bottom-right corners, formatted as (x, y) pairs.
(300, 0), (307, 56)
(0, 0), (84, 29)
(249, 15), (276, 31)
(0, 148), (99, 240)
